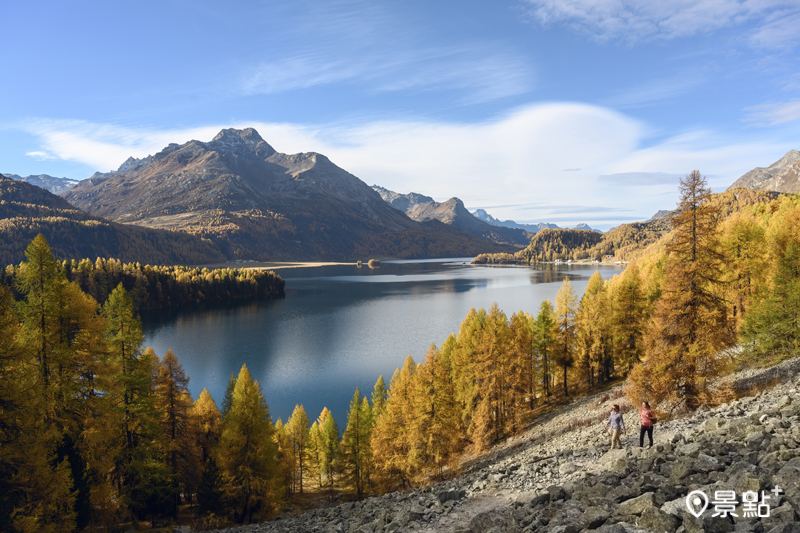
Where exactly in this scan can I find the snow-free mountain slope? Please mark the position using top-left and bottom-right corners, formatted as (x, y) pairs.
(372, 186), (533, 246)
(64, 128), (514, 260)
(728, 149), (800, 193)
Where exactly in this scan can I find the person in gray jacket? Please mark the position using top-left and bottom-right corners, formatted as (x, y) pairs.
(605, 404), (626, 449)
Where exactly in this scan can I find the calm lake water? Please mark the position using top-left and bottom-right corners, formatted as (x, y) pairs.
(141, 259), (625, 426)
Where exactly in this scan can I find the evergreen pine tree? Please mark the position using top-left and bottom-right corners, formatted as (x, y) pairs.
(340, 389), (372, 499)
(742, 206), (800, 359)
(371, 375), (388, 421)
(611, 265), (646, 375)
(317, 408), (339, 489)
(217, 364), (277, 523)
(628, 171), (732, 411)
(193, 388), (221, 462)
(153, 349), (194, 516)
(306, 422), (323, 488)
(197, 457), (224, 517)
(371, 356), (415, 489)
(533, 301), (556, 399)
(554, 278), (578, 396)
(286, 405), (310, 494)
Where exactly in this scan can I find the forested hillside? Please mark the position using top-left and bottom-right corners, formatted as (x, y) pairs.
(0, 252), (284, 311)
(474, 187), (783, 264)
(474, 228), (604, 263)
(0, 176), (226, 265)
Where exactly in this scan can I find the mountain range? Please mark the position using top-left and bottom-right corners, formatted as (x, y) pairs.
(61, 128), (514, 261)
(371, 186), (533, 246)
(3, 173), (79, 195)
(472, 208), (601, 233)
(5, 130), (798, 266)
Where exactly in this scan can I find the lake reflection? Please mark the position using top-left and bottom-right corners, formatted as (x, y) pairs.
(141, 259), (625, 425)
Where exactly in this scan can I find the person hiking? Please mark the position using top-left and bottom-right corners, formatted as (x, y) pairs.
(605, 404), (625, 449)
(639, 401), (655, 447)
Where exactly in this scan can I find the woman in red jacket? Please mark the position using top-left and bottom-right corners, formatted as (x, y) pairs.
(639, 401), (655, 447)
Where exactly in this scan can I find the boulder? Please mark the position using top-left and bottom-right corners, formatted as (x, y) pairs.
(616, 492), (657, 516)
(578, 506), (611, 529)
(695, 453), (723, 473)
(437, 488), (466, 504)
(468, 510), (514, 533)
(635, 507), (680, 533)
(772, 457), (800, 512)
(559, 462), (581, 475)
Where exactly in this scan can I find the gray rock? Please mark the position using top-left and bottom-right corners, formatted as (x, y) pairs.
(467, 510), (515, 532)
(772, 457), (800, 511)
(760, 503), (798, 530)
(635, 507), (680, 533)
(661, 496), (687, 516)
(681, 442), (704, 457)
(579, 506), (611, 529)
(559, 462), (581, 475)
(616, 492), (656, 516)
(437, 488), (466, 504)
(694, 453), (723, 473)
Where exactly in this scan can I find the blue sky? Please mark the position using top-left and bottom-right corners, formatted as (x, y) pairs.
(2, 0), (799, 230)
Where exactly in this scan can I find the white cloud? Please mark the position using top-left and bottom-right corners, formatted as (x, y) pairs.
(523, 0), (800, 46)
(25, 150), (57, 161)
(21, 103), (797, 227)
(748, 9), (800, 49)
(745, 100), (800, 125)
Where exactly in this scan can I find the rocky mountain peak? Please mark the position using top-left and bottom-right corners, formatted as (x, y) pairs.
(209, 127), (276, 157)
(728, 149), (800, 193)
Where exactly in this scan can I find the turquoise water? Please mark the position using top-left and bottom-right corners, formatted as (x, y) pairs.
(141, 259), (625, 425)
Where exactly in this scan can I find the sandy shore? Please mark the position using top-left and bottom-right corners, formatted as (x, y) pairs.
(198, 261), (356, 270)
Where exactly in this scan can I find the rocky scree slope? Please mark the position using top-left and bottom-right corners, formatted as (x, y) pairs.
(63, 128), (514, 261)
(207, 358), (800, 533)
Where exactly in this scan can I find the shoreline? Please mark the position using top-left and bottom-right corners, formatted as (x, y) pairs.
(197, 261), (356, 270)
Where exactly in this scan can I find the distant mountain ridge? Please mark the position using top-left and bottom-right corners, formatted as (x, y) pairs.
(472, 208), (602, 233)
(728, 149), (800, 193)
(371, 186), (533, 246)
(2, 173), (79, 195)
(63, 128), (514, 260)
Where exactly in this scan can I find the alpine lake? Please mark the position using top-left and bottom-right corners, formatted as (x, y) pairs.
(141, 259), (626, 426)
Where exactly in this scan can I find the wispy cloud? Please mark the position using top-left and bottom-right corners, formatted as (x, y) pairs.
(603, 72), (707, 108)
(599, 172), (683, 186)
(522, 0), (800, 47)
(240, 1), (533, 103)
(25, 150), (57, 161)
(519, 205), (636, 214)
(748, 8), (800, 49)
(20, 120), (229, 171)
(745, 100), (800, 125)
(243, 46), (532, 104)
